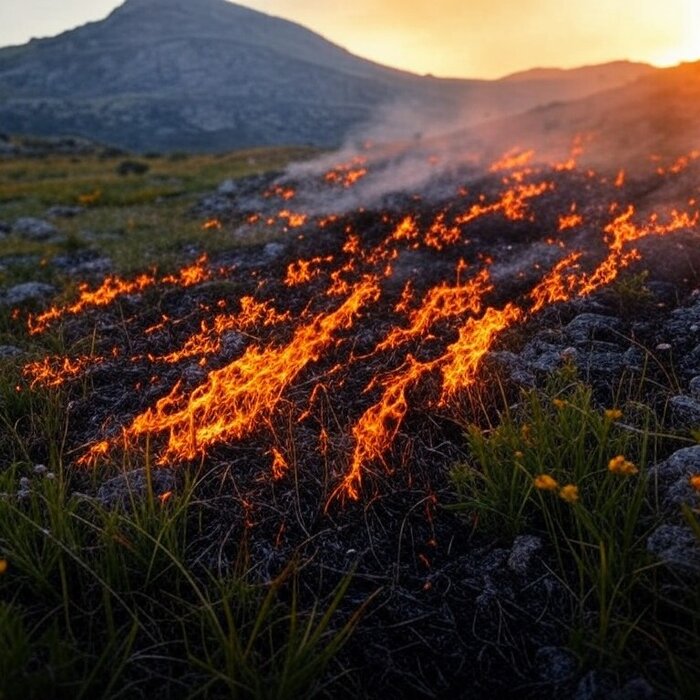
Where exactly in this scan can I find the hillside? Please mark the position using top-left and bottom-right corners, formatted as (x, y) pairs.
(0, 0), (656, 151)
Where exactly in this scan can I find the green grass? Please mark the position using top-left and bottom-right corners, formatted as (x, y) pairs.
(449, 362), (700, 694)
(0, 145), (365, 699)
(0, 460), (363, 699)
(0, 146), (315, 279)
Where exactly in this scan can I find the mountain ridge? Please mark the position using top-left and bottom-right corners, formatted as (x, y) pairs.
(0, 0), (659, 152)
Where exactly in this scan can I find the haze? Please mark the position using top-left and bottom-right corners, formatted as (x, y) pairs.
(0, 0), (698, 78)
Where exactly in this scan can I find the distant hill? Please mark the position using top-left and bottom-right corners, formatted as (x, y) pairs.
(0, 0), (658, 152)
(472, 60), (700, 170)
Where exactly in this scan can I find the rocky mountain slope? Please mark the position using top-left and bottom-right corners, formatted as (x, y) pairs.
(0, 0), (655, 151)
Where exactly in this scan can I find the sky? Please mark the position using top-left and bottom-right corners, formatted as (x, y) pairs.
(0, 0), (698, 79)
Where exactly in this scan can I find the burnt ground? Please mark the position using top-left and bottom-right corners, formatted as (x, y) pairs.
(9, 156), (700, 698)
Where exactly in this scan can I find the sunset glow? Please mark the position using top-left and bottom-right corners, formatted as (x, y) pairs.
(0, 0), (698, 79)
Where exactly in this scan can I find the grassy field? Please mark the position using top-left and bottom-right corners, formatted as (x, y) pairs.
(0, 144), (699, 699)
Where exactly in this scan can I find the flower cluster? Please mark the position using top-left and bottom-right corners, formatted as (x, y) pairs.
(608, 455), (638, 476)
(533, 474), (579, 503)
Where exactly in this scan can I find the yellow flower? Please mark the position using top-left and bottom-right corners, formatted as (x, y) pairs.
(552, 398), (567, 409)
(521, 424), (532, 443)
(0, 559), (7, 575)
(605, 409), (623, 421)
(534, 474), (559, 491)
(690, 475), (700, 493)
(514, 451), (524, 459)
(608, 455), (638, 476)
(559, 484), (579, 503)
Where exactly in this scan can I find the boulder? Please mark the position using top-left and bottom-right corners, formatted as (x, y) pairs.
(12, 217), (58, 240)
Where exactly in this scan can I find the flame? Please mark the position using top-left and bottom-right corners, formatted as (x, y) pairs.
(121, 277), (380, 463)
(24, 141), (700, 504)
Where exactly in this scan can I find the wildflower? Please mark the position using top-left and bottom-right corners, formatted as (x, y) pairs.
(521, 424), (532, 443)
(534, 474), (559, 491)
(0, 559), (7, 575)
(605, 409), (623, 421)
(559, 484), (579, 503)
(552, 398), (567, 409)
(690, 475), (700, 493)
(608, 455), (638, 476)
(514, 451), (524, 459)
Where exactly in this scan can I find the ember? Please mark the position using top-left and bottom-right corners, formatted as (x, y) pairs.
(22, 141), (700, 504)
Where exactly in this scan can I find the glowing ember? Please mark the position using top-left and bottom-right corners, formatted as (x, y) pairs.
(24, 140), (700, 503)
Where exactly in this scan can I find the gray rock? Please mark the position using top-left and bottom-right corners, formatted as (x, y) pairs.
(46, 205), (83, 218)
(614, 677), (656, 700)
(690, 376), (700, 400)
(217, 179), (239, 196)
(263, 242), (285, 259)
(96, 467), (177, 508)
(507, 534), (543, 577)
(646, 524), (700, 575)
(535, 646), (578, 683)
(622, 346), (646, 372)
(575, 670), (615, 700)
(0, 345), (23, 358)
(650, 445), (700, 512)
(580, 350), (623, 375)
(12, 217), (58, 241)
(669, 395), (700, 426)
(2, 282), (55, 305)
(565, 314), (622, 345)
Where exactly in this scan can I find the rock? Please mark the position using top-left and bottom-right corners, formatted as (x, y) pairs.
(535, 646), (578, 683)
(0, 221), (10, 235)
(263, 242), (285, 259)
(53, 251), (113, 276)
(650, 445), (700, 512)
(646, 524), (700, 575)
(2, 282), (55, 305)
(0, 345), (23, 358)
(96, 467), (177, 508)
(46, 205), (83, 218)
(218, 179), (239, 195)
(690, 376), (700, 400)
(579, 350), (623, 375)
(622, 346), (645, 372)
(614, 677), (656, 700)
(669, 395), (700, 426)
(507, 535), (543, 577)
(565, 314), (622, 345)
(12, 217), (58, 241)
(575, 670), (615, 700)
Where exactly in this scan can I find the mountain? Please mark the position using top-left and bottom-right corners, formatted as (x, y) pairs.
(472, 60), (700, 171)
(0, 0), (658, 152)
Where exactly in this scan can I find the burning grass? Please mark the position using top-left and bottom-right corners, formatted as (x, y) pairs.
(1, 136), (700, 697)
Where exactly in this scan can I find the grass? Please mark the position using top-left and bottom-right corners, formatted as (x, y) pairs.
(0, 143), (366, 699)
(449, 362), (700, 695)
(0, 459), (363, 699)
(0, 145), (315, 280)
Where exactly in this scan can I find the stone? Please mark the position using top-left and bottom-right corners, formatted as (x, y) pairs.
(507, 534), (543, 577)
(669, 395), (700, 426)
(217, 178), (239, 195)
(650, 445), (700, 512)
(535, 646), (577, 683)
(2, 282), (55, 305)
(575, 670), (615, 700)
(690, 376), (700, 400)
(614, 677), (656, 700)
(96, 467), (177, 508)
(0, 345), (23, 358)
(646, 524), (700, 575)
(12, 217), (58, 241)
(565, 313), (622, 345)
(46, 205), (83, 218)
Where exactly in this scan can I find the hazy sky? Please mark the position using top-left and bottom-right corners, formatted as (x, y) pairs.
(0, 0), (698, 78)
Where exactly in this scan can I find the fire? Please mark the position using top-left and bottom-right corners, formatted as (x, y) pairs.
(324, 157), (368, 188)
(23, 139), (700, 504)
(121, 277), (380, 463)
